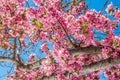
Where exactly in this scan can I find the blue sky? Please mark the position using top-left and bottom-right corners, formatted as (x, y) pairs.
(0, 0), (120, 80)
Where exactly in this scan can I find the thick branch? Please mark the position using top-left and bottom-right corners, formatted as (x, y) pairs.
(23, 56), (120, 73)
(21, 56), (120, 80)
(23, 46), (103, 70)
(26, 58), (45, 70)
(82, 57), (120, 74)
(69, 45), (102, 55)
(19, 46), (103, 70)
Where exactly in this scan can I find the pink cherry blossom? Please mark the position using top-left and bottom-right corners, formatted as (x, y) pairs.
(114, 11), (120, 19)
(29, 53), (35, 62)
(41, 43), (50, 53)
(106, 3), (113, 13)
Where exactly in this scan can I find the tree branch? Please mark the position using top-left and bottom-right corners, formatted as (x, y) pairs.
(13, 38), (16, 59)
(0, 57), (18, 65)
(82, 56), (120, 75)
(60, 0), (84, 8)
(21, 56), (120, 80)
(19, 45), (103, 70)
(58, 21), (77, 49)
(101, 0), (109, 12)
(26, 1), (30, 8)
(69, 45), (102, 55)
(26, 58), (45, 70)
(1, 45), (118, 79)
(22, 53), (120, 72)
(17, 54), (23, 64)
(0, 56), (25, 70)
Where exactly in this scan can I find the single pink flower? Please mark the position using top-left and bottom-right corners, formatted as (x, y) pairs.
(41, 43), (49, 53)
(29, 53), (35, 62)
(106, 3), (113, 13)
(114, 11), (120, 19)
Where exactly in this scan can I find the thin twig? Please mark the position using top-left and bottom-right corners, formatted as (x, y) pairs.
(60, 0), (83, 8)
(26, 1), (30, 8)
(17, 54), (23, 64)
(18, 38), (22, 49)
(13, 38), (16, 59)
(57, 20), (77, 48)
(101, 0), (109, 12)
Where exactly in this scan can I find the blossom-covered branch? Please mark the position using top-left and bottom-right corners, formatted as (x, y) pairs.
(69, 45), (102, 55)
(18, 56), (120, 79)
(82, 56), (120, 74)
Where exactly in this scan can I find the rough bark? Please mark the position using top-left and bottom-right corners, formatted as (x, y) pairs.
(13, 38), (16, 59)
(23, 57), (120, 80)
(82, 57), (120, 74)
(69, 45), (102, 55)
(23, 56), (120, 73)
(42, 58), (120, 80)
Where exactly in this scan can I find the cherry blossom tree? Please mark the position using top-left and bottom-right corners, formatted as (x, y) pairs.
(0, 0), (120, 80)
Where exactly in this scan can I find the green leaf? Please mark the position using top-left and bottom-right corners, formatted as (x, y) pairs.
(82, 76), (86, 80)
(10, 12), (15, 17)
(108, 51), (112, 56)
(51, 57), (54, 63)
(74, 68), (80, 75)
(113, 39), (119, 47)
(22, 11), (26, 19)
(109, 11), (113, 15)
(61, 57), (64, 60)
(65, 58), (69, 64)
(13, 24), (17, 28)
(81, 22), (89, 33)
(34, 20), (43, 28)
(2, 44), (7, 49)
(0, 22), (3, 29)
(35, 76), (39, 80)
(20, 30), (24, 37)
